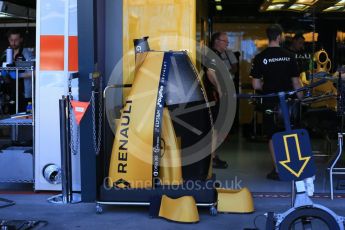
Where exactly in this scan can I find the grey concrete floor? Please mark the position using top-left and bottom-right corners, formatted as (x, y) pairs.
(1, 194), (345, 229)
(1, 132), (345, 229)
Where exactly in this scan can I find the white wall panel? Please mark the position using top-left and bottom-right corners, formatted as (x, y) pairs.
(40, 0), (66, 35)
(69, 0), (78, 36)
(35, 0), (80, 191)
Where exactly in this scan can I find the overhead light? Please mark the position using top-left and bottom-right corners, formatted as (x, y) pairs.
(323, 5), (343, 12)
(336, 0), (345, 5)
(267, 4), (285, 10)
(289, 4), (310, 11)
(215, 0), (222, 2)
(295, 0), (318, 5)
(0, 14), (11, 18)
(216, 5), (223, 11)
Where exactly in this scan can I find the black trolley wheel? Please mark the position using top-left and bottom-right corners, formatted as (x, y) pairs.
(209, 205), (218, 216)
(279, 207), (341, 230)
(96, 203), (103, 214)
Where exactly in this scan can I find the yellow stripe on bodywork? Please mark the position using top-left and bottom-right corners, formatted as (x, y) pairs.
(108, 52), (164, 188)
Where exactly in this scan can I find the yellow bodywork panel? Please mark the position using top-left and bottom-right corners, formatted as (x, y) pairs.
(108, 52), (164, 189)
(123, 0), (196, 99)
(159, 195), (199, 223)
(216, 187), (254, 213)
(159, 109), (183, 186)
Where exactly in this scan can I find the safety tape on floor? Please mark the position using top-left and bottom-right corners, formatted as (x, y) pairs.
(253, 192), (345, 199)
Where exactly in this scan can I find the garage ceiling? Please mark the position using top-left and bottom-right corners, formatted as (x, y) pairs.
(210, 0), (345, 19)
(209, 0), (345, 31)
(0, 0), (344, 29)
(0, 0), (36, 23)
(5, 0), (36, 8)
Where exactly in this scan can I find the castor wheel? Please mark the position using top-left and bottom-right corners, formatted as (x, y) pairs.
(210, 206), (218, 216)
(96, 204), (103, 214)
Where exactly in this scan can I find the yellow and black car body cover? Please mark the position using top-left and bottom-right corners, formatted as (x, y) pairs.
(107, 38), (213, 189)
(103, 38), (222, 223)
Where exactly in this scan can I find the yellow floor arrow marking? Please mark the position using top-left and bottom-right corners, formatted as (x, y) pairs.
(279, 134), (311, 178)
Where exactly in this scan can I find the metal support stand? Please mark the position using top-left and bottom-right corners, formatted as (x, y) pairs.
(278, 93), (296, 207)
(269, 181), (345, 230)
(328, 73), (345, 200)
(48, 96), (81, 204)
(329, 133), (345, 200)
(238, 80), (345, 229)
(291, 181), (295, 208)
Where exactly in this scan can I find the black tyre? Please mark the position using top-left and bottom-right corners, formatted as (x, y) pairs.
(279, 207), (340, 230)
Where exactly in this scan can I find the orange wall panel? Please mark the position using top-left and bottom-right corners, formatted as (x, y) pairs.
(68, 36), (78, 71)
(40, 35), (64, 71)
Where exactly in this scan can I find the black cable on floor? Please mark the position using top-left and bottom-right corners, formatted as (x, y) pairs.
(0, 197), (15, 208)
(243, 214), (267, 230)
(1, 220), (48, 230)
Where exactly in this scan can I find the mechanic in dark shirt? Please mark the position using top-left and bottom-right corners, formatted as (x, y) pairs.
(287, 33), (311, 74)
(250, 24), (303, 180)
(1, 29), (34, 114)
(204, 32), (238, 169)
